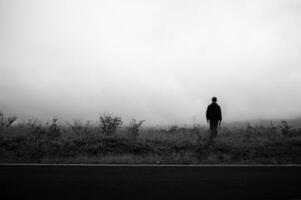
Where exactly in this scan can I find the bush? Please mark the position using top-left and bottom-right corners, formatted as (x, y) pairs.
(128, 119), (145, 140)
(281, 121), (290, 136)
(0, 112), (17, 132)
(47, 118), (61, 139)
(99, 113), (123, 136)
(65, 120), (92, 140)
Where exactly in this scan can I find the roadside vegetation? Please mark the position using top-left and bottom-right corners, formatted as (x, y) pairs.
(0, 112), (301, 164)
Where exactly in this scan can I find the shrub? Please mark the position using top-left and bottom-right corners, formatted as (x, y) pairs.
(0, 112), (17, 132)
(128, 119), (145, 140)
(167, 125), (179, 134)
(280, 121), (290, 136)
(66, 120), (84, 138)
(99, 113), (123, 136)
(65, 120), (94, 140)
(46, 118), (61, 139)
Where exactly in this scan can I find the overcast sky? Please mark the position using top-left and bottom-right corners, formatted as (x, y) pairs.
(0, 0), (301, 125)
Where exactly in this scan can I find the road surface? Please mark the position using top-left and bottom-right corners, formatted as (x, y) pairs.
(1, 165), (301, 199)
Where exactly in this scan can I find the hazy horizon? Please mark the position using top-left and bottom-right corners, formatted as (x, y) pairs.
(1, 0), (301, 125)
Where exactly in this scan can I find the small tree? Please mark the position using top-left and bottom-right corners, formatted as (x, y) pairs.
(99, 113), (123, 136)
(128, 119), (145, 140)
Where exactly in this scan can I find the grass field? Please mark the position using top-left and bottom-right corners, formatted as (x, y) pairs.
(1, 112), (301, 164)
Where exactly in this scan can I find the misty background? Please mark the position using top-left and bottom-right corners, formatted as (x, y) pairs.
(0, 0), (301, 125)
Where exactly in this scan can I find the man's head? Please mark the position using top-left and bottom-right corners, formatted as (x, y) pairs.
(212, 97), (217, 103)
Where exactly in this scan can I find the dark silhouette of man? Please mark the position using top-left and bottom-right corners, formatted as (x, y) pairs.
(206, 97), (222, 139)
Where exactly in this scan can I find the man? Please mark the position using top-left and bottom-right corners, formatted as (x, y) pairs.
(206, 97), (222, 139)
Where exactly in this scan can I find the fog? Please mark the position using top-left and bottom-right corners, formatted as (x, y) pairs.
(1, 0), (301, 125)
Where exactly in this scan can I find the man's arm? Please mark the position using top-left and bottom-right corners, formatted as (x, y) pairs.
(206, 106), (210, 123)
(218, 106), (222, 125)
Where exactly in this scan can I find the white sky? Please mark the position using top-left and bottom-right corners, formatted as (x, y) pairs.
(0, 0), (301, 125)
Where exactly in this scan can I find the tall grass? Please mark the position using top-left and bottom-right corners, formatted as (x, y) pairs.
(0, 112), (301, 164)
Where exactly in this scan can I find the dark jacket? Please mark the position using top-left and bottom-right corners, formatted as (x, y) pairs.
(206, 103), (222, 122)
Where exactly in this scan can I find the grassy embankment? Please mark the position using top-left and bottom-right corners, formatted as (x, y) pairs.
(1, 112), (301, 164)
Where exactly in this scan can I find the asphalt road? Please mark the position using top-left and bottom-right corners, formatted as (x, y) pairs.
(1, 165), (301, 200)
